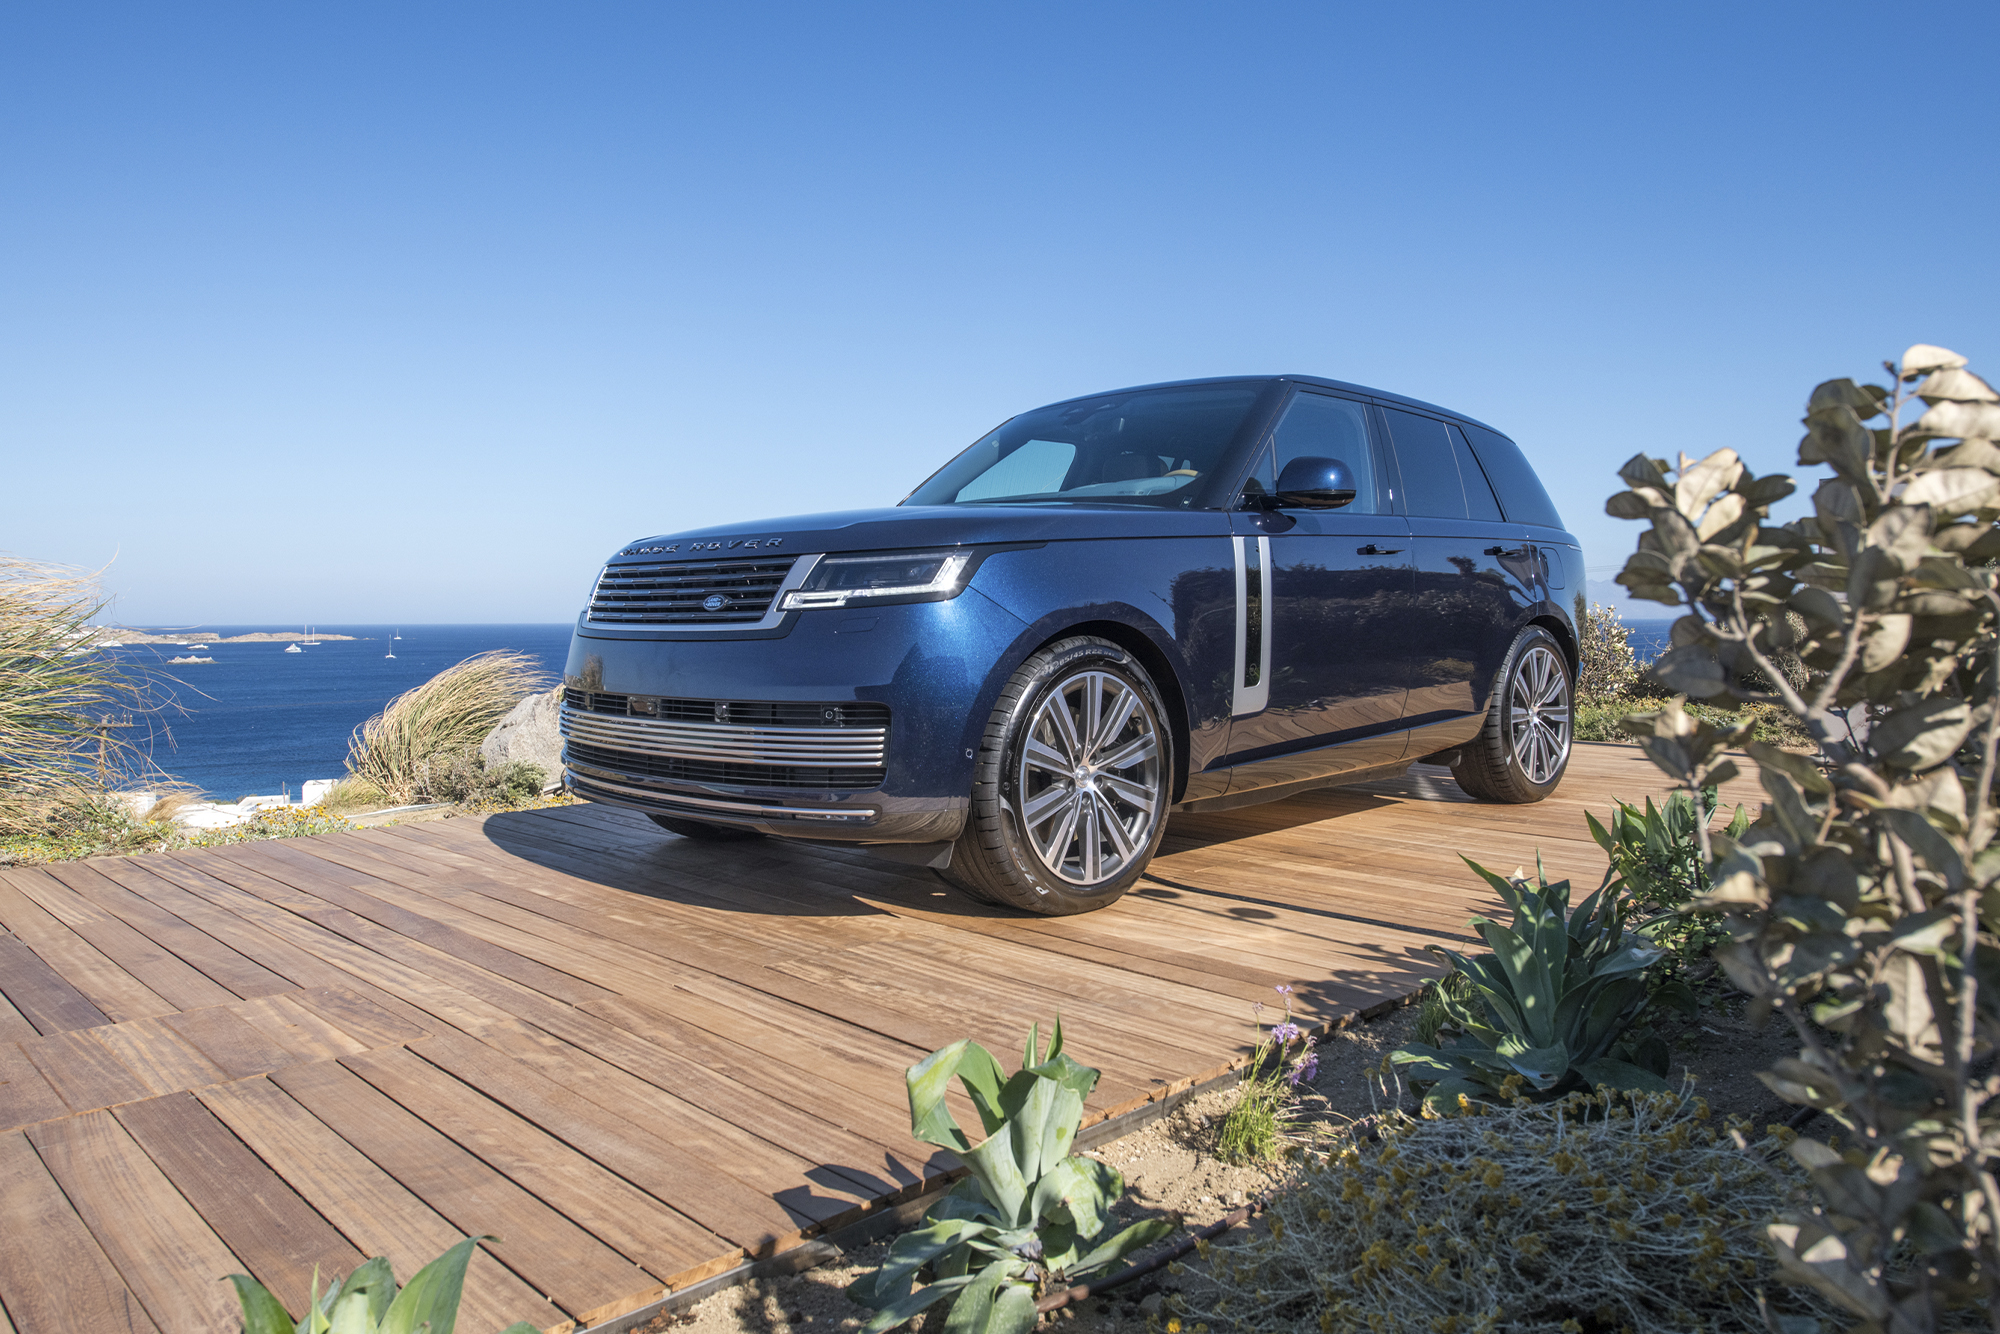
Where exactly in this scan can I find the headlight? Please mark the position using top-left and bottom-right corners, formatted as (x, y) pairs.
(780, 549), (974, 610)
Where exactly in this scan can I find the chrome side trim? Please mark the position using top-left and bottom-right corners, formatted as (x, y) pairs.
(559, 705), (886, 765)
(1230, 534), (1272, 717)
(568, 770), (877, 819)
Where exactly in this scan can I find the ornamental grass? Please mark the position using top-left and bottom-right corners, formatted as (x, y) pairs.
(345, 652), (551, 805)
(1172, 1085), (1843, 1334)
(0, 556), (163, 839)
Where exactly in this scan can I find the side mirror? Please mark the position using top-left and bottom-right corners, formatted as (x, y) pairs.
(1271, 456), (1358, 509)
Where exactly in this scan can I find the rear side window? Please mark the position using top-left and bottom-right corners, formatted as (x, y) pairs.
(1381, 408), (1469, 518)
(1447, 424), (1504, 521)
(1460, 423), (1565, 529)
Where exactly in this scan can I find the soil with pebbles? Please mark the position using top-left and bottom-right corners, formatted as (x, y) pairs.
(633, 984), (1803, 1334)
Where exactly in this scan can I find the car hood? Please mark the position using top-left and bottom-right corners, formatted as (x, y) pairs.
(606, 505), (1225, 560)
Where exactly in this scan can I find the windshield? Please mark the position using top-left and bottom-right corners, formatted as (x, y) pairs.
(904, 385), (1261, 507)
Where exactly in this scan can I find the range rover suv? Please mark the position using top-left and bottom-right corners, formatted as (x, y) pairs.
(563, 375), (1580, 915)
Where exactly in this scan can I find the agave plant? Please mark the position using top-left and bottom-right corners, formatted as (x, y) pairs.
(847, 1020), (1175, 1334)
(1587, 788), (1750, 974)
(228, 1236), (536, 1334)
(1391, 858), (1678, 1106)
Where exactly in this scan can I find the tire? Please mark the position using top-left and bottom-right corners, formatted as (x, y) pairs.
(1451, 625), (1574, 803)
(646, 813), (765, 841)
(940, 636), (1174, 915)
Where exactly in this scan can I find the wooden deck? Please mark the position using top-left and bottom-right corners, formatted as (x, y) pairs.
(0, 743), (1737, 1333)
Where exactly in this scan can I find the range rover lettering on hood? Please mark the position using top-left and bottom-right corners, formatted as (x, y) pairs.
(617, 538), (785, 556)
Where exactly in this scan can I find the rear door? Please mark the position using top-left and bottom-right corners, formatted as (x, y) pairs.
(1221, 389), (1413, 782)
(1378, 406), (1540, 732)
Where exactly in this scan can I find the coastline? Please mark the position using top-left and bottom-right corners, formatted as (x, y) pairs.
(99, 629), (362, 643)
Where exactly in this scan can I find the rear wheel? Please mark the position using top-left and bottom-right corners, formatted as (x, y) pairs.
(1451, 626), (1573, 803)
(646, 813), (764, 841)
(939, 636), (1173, 915)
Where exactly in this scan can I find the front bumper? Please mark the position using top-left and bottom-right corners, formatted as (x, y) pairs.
(560, 589), (1027, 841)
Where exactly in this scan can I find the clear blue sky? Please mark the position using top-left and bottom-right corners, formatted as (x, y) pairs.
(4, 2), (1993, 625)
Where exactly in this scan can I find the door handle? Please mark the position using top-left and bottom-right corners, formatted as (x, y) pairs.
(1357, 544), (1404, 556)
(1485, 545), (1532, 558)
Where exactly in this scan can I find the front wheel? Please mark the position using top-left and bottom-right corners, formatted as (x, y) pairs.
(938, 636), (1173, 915)
(1451, 626), (1573, 803)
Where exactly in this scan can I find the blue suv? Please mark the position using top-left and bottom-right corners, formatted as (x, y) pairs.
(563, 376), (1580, 915)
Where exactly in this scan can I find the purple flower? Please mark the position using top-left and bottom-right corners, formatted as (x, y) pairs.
(1252, 1000), (1265, 1014)
(1274, 984), (1293, 996)
(1269, 1022), (1303, 1045)
(1286, 1053), (1319, 1086)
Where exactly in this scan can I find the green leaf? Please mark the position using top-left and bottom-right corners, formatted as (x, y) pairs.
(1070, 1217), (1178, 1277)
(940, 1259), (1029, 1334)
(1872, 697), (1973, 771)
(857, 1272), (981, 1334)
(850, 1218), (992, 1310)
(380, 1237), (488, 1334)
(327, 1256), (395, 1334)
(1572, 1057), (1671, 1094)
(227, 1275), (296, 1334)
(1650, 646), (1727, 698)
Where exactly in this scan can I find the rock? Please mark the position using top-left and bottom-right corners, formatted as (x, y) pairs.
(480, 687), (565, 790)
(111, 791), (158, 821)
(1137, 1294), (1164, 1316)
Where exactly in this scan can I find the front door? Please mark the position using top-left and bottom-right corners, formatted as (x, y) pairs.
(1222, 389), (1414, 787)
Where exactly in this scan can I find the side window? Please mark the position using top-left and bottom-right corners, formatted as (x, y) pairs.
(1461, 424), (1565, 529)
(1380, 408), (1467, 519)
(1242, 392), (1379, 513)
(1448, 423), (1504, 521)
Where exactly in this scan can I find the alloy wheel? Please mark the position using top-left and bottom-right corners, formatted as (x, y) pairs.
(1015, 669), (1164, 886)
(1508, 644), (1572, 785)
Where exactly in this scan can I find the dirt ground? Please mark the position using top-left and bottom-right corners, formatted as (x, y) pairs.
(632, 983), (1804, 1334)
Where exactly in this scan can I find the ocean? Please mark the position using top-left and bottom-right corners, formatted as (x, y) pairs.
(102, 625), (575, 801)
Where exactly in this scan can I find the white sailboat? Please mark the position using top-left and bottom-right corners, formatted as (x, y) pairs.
(285, 643), (303, 653)
(385, 630), (397, 660)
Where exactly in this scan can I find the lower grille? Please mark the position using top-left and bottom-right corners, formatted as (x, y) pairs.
(559, 700), (889, 791)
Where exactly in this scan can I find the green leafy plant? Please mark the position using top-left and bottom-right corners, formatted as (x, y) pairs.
(1603, 343), (2000, 1329)
(1413, 969), (1476, 1048)
(1218, 986), (1318, 1163)
(1391, 858), (1680, 1106)
(847, 1021), (1176, 1334)
(1574, 594), (1640, 703)
(228, 1236), (536, 1334)
(1587, 787), (1749, 974)
(346, 653), (550, 805)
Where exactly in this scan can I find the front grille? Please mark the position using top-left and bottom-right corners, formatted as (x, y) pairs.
(560, 699), (889, 791)
(587, 555), (798, 624)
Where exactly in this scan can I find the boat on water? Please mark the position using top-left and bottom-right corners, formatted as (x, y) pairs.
(284, 643), (304, 653)
(189, 643), (210, 650)
(168, 655), (216, 664)
(386, 628), (398, 659)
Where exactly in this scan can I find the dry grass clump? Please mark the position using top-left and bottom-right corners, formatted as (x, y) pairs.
(0, 556), (163, 838)
(346, 651), (551, 805)
(1173, 1086), (1841, 1334)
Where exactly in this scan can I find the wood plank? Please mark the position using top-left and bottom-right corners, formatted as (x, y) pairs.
(114, 1092), (368, 1310)
(159, 1005), (296, 1081)
(196, 1078), (559, 1334)
(233, 994), (369, 1063)
(409, 1029), (871, 1246)
(38, 860), (296, 1000)
(342, 1044), (735, 1274)
(0, 931), (111, 1035)
(0, 875), (175, 1023)
(0, 990), (38, 1045)
(9, 867), (238, 1012)
(0, 1131), (160, 1333)
(26, 1110), (242, 1334)
(269, 1059), (660, 1322)
(284, 986), (427, 1049)
(18, 1030), (156, 1114)
(84, 1019), (229, 1099)
(0, 1043), (69, 1133)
